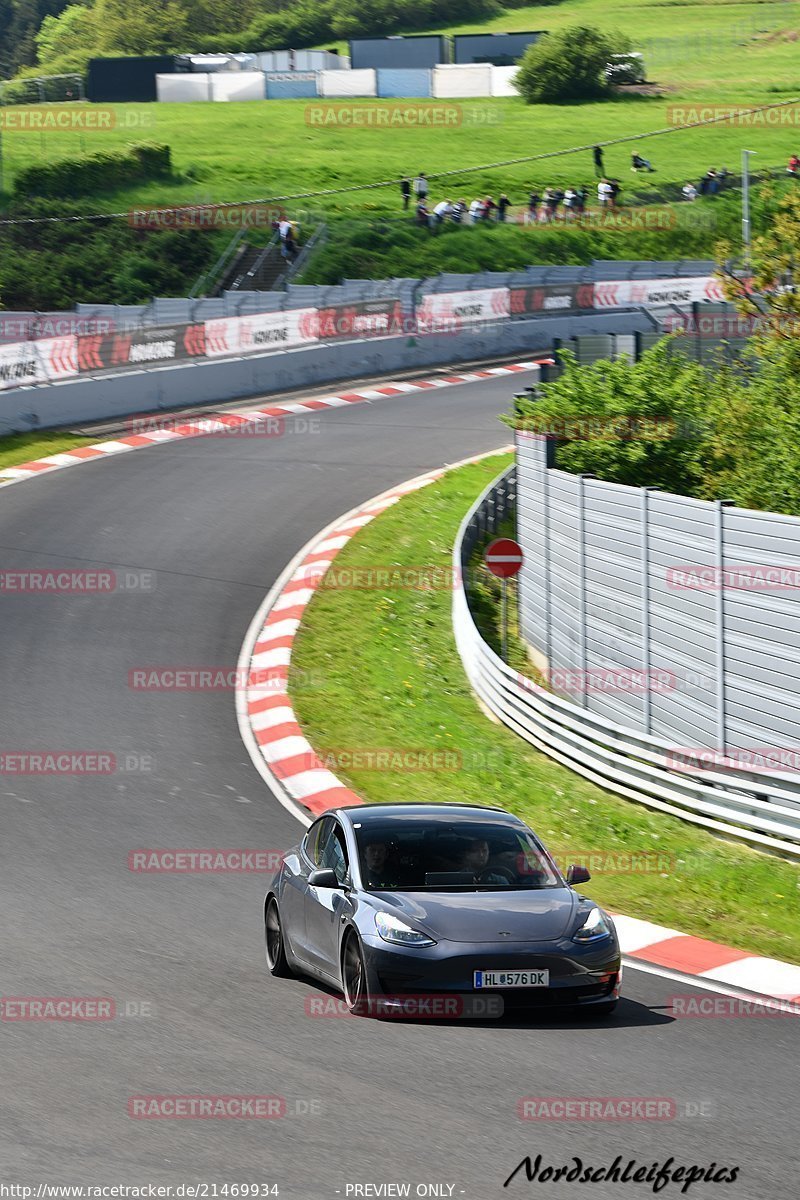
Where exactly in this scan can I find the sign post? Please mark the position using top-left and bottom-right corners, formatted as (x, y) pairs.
(484, 537), (524, 662)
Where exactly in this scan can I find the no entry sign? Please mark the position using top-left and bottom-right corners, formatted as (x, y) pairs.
(485, 537), (524, 579)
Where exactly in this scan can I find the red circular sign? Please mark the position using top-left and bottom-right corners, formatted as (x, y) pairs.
(484, 537), (524, 579)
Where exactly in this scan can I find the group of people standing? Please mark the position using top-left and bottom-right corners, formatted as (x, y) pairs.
(681, 167), (729, 202)
(404, 175), (514, 227)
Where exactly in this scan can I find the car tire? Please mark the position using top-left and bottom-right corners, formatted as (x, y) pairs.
(341, 931), (369, 1016)
(265, 897), (293, 978)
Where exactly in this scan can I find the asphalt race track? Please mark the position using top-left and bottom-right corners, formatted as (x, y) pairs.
(0, 370), (796, 1197)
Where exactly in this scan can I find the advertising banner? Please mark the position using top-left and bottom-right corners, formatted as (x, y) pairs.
(593, 276), (724, 308)
(77, 326), (203, 372)
(509, 283), (595, 315)
(203, 309), (319, 359)
(0, 337), (78, 389)
(316, 299), (403, 341)
(416, 288), (510, 332)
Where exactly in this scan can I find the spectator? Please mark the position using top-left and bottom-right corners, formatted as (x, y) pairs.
(433, 198), (452, 224)
(400, 176), (411, 210)
(280, 222), (298, 261)
(682, 181), (698, 201)
(469, 197), (484, 223)
(413, 172), (428, 201)
(593, 145), (605, 178)
(787, 155), (800, 175)
(597, 178), (613, 206)
(498, 193), (511, 222)
(631, 152), (654, 172)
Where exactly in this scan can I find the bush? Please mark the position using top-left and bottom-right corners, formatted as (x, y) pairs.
(14, 143), (172, 198)
(0, 197), (226, 308)
(515, 25), (631, 104)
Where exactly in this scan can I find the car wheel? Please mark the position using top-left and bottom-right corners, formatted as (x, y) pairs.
(341, 931), (369, 1016)
(265, 897), (293, 977)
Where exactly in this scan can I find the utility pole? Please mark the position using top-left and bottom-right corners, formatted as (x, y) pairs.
(741, 148), (757, 269)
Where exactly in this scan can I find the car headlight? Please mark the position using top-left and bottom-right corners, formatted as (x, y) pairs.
(375, 912), (436, 947)
(573, 906), (612, 942)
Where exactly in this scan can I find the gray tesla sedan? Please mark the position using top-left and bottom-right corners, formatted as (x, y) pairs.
(264, 803), (621, 1017)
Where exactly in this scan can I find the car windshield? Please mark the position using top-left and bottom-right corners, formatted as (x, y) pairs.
(353, 815), (561, 891)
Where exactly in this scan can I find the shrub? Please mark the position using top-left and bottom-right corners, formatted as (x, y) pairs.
(515, 25), (631, 104)
(14, 143), (172, 198)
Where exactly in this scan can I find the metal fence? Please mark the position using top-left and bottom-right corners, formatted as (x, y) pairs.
(454, 464), (800, 859)
(516, 431), (800, 757)
(0, 259), (716, 342)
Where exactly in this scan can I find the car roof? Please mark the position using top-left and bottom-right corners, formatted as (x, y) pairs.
(335, 802), (525, 827)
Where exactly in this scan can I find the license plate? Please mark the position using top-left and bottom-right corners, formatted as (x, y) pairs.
(474, 969), (549, 988)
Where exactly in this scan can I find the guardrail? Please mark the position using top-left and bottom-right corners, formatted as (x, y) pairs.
(453, 466), (800, 859)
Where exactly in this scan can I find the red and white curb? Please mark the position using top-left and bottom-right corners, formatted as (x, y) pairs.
(0, 360), (544, 491)
(236, 450), (800, 1010)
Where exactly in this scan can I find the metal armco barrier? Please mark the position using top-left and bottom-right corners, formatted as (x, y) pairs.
(453, 466), (800, 859)
(0, 259), (721, 394)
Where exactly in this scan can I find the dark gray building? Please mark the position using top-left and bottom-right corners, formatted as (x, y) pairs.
(349, 35), (449, 70)
(453, 32), (544, 66)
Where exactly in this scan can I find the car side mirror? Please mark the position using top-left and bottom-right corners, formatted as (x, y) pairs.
(567, 864), (591, 886)
(308, 868), (342, 889)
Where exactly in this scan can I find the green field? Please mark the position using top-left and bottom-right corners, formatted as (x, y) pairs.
(1, 0), (799, 217)
(290, 453), (800, 964)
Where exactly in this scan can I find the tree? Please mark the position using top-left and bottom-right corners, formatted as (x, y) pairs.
(92, 0), (190, 54)
(35, 3), (98, 72)
(514, 25), (631, 104)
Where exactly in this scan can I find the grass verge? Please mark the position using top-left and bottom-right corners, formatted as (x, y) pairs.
(0, 430), (96, 473)
(291, 451), (800, 965)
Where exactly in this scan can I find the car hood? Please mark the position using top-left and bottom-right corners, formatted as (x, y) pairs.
(376, 888), (582, 943)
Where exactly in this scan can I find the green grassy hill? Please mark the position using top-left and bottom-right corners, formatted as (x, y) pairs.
(1, 0), (798, 302)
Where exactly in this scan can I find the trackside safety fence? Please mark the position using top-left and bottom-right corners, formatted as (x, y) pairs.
(0, 259), (722, 392)
(453, 464), (800, 859)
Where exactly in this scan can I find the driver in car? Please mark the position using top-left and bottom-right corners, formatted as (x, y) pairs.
(458, 838), (509, 885)
(363, 838), (399, 888)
